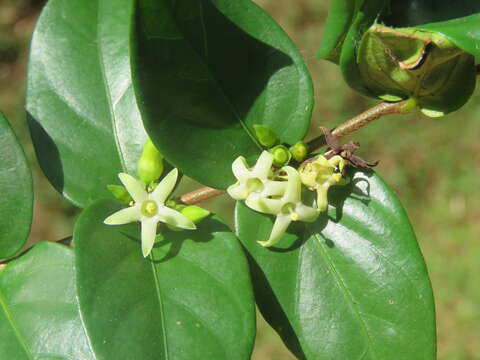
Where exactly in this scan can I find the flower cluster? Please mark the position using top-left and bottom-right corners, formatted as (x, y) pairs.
(227, 151), (349, 246)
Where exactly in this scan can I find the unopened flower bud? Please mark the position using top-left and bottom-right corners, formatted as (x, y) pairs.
(253, 124), (278, 148)
(270, 145), (291, 167)
(107, 184), (133, 205)
(137, 139), (164, 184)
(289, 141), (308, 162)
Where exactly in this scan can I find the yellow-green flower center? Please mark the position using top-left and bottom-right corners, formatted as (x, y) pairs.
(141, 200), (158, 218)
(281, 203), (299, 220)
(246, 178), (264, 193)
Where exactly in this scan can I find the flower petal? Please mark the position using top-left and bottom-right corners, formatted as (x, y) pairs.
(252, 151), (273, 179)
(104, 206), (141, 225)
(118, 173), (147, 203)
(232, 156), (250, 180)
(295, 203), (320, 222)
(316, 185), (329, 212)
(141, 219), (158, 257)
(258, 214), (291, 247)
(158, 206), (196, 230)
(246, 195), (283, 215)
(151, 168), (178, 204)
(262, 180), (287, 197)
(282, 166), (302, 202)
(227, 182), (249, 200)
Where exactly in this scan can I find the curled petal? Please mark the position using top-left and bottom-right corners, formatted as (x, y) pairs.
(246, 195), (283, 215)
(141, 219), (158, 257)
(104, 206), (141, 225)
(118, 173), (147, 203)
(158, 206), (196, 230)
(282, 166), (302, 203)
(316, 185), (329, 212)
(232, 156), (250, 180)
(258, 214), (291, 247)
(262, 180), (287, 197)
(151, 168), (178, 204)
(252, 151), (274, 179)
(227, 182), (249, 200)
(295, 203), (320, 222)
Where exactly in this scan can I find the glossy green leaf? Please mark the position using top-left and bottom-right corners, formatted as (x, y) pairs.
(415, 14), (480, 57)
(236, 170), (436, 359)
(0, 113), (33, 258)
(26, 0), (147, 207)
(74, 199), (255, 359)
(339, 0), (389, 96)
(317, 0), (357, 63)
(132, 0), (313, 189)
(0, 242), (94, 359)
(381, 0), (480, 27)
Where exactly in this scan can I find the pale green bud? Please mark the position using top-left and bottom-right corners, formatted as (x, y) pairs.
(253, 124), (278, 148)
(166, 205), (210, 231)
(137, 139), (164, 184)
(180, 205), (210, 224)
(107, 184), (133, 205)
(270, 145), (291, 167)
(289, 141), (308, 162)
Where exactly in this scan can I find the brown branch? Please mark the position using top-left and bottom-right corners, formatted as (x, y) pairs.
(179, 101), (410, 205)
(307, 100), (408, 152)
(180, 187), (225, 205)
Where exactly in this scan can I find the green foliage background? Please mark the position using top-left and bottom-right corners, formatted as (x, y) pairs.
(0, 0), (478, 358)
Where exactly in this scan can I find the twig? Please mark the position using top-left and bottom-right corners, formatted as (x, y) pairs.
(180, 187), (225, 205)
(179, 101), (409, 205)
(307, 100), (408, 152)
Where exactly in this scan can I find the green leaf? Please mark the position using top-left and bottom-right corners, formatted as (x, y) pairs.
(317, 0), (357, 63)
(0, 113), (33, 258)
(0, 242), (94, 359)
(74, 199), (255, 359)
(339, 0), (389, 96)
(132, 0), (313, 189)
(26, 0), (147, 207)
(415, 14), (480, 57)
(236, 170), (436, 359)
(381, 0), (480, 27)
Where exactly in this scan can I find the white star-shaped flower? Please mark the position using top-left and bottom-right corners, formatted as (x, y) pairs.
(246, 166), (319, 247)
(227, 151), (286, 201)
(104, 168), (196, 257)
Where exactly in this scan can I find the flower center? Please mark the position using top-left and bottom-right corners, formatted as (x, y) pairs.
(281, 202), (299, 220)
(141, 200), (158, 218)
(246, 178), (264, 193)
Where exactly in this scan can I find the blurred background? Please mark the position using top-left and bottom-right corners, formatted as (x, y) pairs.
(1, 0), (479, 358)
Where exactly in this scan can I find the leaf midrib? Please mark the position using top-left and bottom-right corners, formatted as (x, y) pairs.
(95, 0), (128, 173)
(149, 252), (170, 360)
(0, 287), (33, 359)
(310, 230), (379, 359)
(170, 1), (262, 150)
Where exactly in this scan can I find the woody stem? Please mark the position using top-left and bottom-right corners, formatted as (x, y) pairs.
(306, 100), (408, 152)
(178, 101), (409, 205)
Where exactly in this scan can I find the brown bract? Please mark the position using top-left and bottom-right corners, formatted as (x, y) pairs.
(320, 127), (379, 169)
